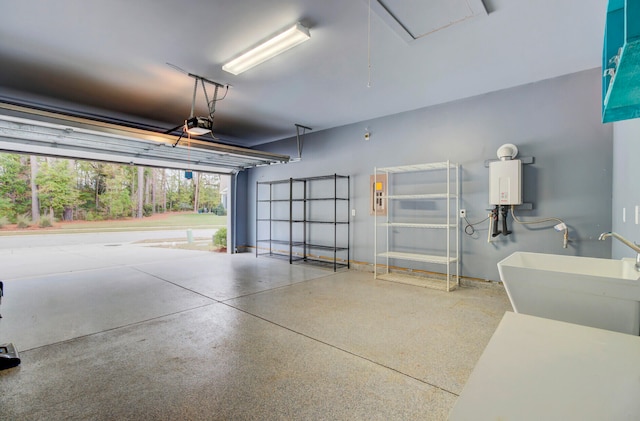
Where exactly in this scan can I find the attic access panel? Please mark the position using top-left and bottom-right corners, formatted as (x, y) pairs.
(372, 0), (488, 42)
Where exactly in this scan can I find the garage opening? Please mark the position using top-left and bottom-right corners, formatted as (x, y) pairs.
(0, 102), (290, 252)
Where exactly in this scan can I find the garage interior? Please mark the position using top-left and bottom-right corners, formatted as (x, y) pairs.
(2, 0), (640, 419)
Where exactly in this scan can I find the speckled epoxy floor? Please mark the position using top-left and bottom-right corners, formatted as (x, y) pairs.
(0, 244), (511, 420)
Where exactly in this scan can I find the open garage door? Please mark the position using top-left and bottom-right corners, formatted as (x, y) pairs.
(0, 102), (290, 253)
(0, 103), (289, 174)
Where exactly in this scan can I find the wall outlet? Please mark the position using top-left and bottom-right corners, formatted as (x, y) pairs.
(459, 209), (466, 218)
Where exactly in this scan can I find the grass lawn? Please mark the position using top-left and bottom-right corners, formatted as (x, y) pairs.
(0, 212), (227, 235)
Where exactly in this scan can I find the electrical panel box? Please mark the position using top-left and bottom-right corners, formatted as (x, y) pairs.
(489, 159), (522, 205)
(369, 174), (387, 215)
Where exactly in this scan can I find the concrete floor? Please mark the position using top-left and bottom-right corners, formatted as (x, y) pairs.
(0, 241), (511, 420)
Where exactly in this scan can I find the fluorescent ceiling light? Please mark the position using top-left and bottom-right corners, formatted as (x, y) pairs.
(222, 22), (310, 75)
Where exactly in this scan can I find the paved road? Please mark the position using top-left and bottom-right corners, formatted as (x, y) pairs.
(0, 228), (219, 249)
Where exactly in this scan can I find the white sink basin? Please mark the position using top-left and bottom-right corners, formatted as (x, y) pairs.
(498, 252), (640, 335)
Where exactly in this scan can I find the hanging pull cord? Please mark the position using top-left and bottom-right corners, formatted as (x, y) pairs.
(367, 0), (372, 88)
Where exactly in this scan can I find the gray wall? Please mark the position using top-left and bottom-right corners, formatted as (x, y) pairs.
(242, 68), (613, 282)
(612, 118), (640, 259)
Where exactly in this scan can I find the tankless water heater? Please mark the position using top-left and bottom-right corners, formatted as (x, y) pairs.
(489, 159), (522, 205)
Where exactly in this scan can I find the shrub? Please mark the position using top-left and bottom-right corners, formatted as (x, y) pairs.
(39, 216), (53, 228)
(143, 204), (154, 217)
(213, 203), (227, 216)
(16, 214), (31, 229)
(213, 228), (227, 248)
(0, 216), (8, 228)
(86, 211), (104, 221)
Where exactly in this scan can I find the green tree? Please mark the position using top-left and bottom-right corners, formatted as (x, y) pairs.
(0, 153), (31, 219)
(0, 153), (206, 222)
(36, 159), (81, 220)
(76, 161), (105, 220)
(198, 173), (221, 212)
(30, 155), (40, 221)
(101, 164), (133, 219)
(164, 170), (193, 211)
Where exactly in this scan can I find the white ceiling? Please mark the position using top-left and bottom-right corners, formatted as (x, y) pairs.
(0, 0), (608, 148)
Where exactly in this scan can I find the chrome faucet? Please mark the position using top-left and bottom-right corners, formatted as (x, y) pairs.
(599, 232), (640, 271)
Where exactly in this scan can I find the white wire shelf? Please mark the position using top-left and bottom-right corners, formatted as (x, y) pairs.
(375, 273), (457, 292)
(374, 160), (460, 292)
(377, 223), (455, 229)
(376, 161), (456, 173)
(377, 251), (457, 264)
(383, 193), (456, 200)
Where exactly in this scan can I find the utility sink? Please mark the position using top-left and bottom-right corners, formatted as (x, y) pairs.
(497, 252), (640, 335)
